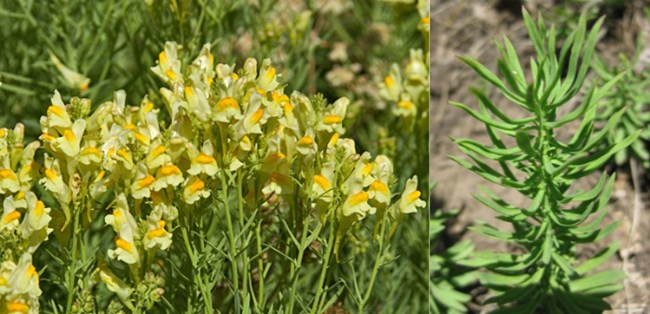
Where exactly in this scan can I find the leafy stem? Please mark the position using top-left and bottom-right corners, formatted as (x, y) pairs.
(311, 219), (335, 314)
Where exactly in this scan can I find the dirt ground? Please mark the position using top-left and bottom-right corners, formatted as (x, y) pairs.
(429, 0), (650, 312)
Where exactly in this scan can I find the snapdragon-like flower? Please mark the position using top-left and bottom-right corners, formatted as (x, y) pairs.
(42, 91), (72, 130)
(78, 145), (102, 169)
(0, 167), (19, 195)
(234, 93), (266, 139)
(7, 254), (41, 296)
(1, 197), (21, 232)
(98, 266), (132, 303)
(146, 143), (172, 170)
(187, 140), (219, 177)
(182, 176), (210, 204)
(106, 194), (140, 265)
(380, 67), (402, 102)
(184, 84), (211, 122)
(0, 254), (41, 313)
(51, 119), (86, 157)
(393, 176), (425, 216)
(131, 165), (155, 199)
(213, 96), (242, 123)
(341, 190), (374, 219)
(257, 59), (280, 92)
(152, 42), (182, 84)
(152, 164), (184, 191)
(315, 97), (348, 134)
(40, 156), (66, 196)
(20, 192), (53, 252)
(367, 155), (393, 213)
(295, 129), (318, 158)
(143, 218), (172, 250)
(312, 162), (335, 203)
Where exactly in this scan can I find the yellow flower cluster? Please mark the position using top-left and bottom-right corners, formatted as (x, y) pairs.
(0, 125), (49, 314)
(2, 41), (425, 310)
(380, 49), (429, 120)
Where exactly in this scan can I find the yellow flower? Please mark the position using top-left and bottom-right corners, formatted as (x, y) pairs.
(368, 180), (390, 205)
(152, 164), (184, 191)
(146, 144), (171, 170)
(78, 146), (102, 167)
(104, 194), (139, 237)
(182, 177), (210, 204)
(191, 44), (216, 86)
(40, 156), (67, 196)
(311, 162), (335, 204)
(316, 97), (348, 134)
(394, 176), (425, 216)
(139, 99), (161, 140)
(152, 42), (182, 83)
(8, 254), (41, 297)
(342, 152), (375, 193)
(393, 97), (417, 117)
(340, 190), (375, 219)
(212, 96), (242, 123)
(265, 91), (290, 117)
(380, 64), (403, 102)
(0, 167), (20, 194)
(1, 197), (21, 231)
(99, 265), (132, 302)
(257, 59), (279, 92)
(6, 301), (29, 314)
(20, 193), (53, 251)
(188, 141), (219, 177)
(131, 165), (155, 199)
(108, 231), (139, 265)
(184, 85), (211, 121)
(52, 119), (86, 157)
(112, 147), (134, 172)
(296, 129), (318, 157)
(234, 94), (266, 139)
(44, 90), (72, 129)
(279, 100), (300, 134)
(144, 219), (172, 250)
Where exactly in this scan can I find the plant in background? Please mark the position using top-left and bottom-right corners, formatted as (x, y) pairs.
(592, 45), (650, 167)
(450, 10), (638, 312)
(0, 41), (426, 313)
(429, 206), (475, 314)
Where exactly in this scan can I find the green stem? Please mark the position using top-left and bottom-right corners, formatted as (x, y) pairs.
(181, 224), (213, 312)
(255, 219), (265, 309)
(222, 174), (240, 311)
(64, 206), (79, 314)
(236, 171), (250, 306)
(217, 125), (241, 311)
(359, 218), (387, 312)
(310, 222), (335, 314)
(287, 219), (320, 313)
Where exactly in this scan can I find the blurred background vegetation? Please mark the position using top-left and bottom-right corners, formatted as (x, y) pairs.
(0, 0), (429, 312)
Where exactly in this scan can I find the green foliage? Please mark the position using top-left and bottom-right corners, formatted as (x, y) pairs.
(593, 43), (650, 167)
(429, 209), (475, 314)
(451, 9), (636, 312)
